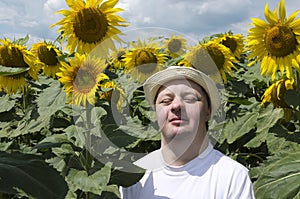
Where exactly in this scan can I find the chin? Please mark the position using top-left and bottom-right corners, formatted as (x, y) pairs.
(163, 127), (193, 139)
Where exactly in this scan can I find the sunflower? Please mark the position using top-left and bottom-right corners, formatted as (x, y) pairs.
(164, 34), (187, 58)
(261, 77), (295, 120)
(50, 0), (128, 54)
(0, 38), (39, 94)
(247, 0), (300, 80)
(56, 53), (109, 107)
(123, 39), (168, 83)
(98, 80), (125, 111)
(31, 41), (63, 78)
(109, 47), (127, 70)
(214, 33), (245, 59)
(179, 41), (237, 83)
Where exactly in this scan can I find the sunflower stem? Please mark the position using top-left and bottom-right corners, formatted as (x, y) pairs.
(84, 105), (94, 199)
(296, 70), (300, 92)
(22, 86), (28, 113)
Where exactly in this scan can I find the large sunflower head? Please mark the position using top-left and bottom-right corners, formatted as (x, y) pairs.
(247, 0), (300, 80)
(179, 41), (237, 83)
(0, 38), (40, 94)
(50, 0), (129, 54)
(163, 34), (187, 58)
(123, 38), (168, 83)
(56, 53), (109, 107)
(31, 41), (63, 78)
(214, 33), (245, 59)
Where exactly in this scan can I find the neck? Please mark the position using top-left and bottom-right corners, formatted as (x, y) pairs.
(161, 134), (209, 166)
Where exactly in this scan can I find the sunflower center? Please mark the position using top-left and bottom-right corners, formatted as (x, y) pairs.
(206, 46), (225, 70)
(221, 37), (237, 54)
(265, 25), (297, 57)
(135, 49), (158, 73)
(168, 39), (182, 53)
(73, 7), (109, 43)
(0, 46), (28, 68)
(74, 68), (97, 93)
(38, 45), (59, 66)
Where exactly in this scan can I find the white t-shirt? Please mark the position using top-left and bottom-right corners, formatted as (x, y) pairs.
(120, 143), (255, 199)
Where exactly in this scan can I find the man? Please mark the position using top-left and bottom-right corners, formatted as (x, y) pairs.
(121, 66), (255, 199)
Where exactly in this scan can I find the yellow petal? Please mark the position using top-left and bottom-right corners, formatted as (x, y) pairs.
(289, 18), (300, 29)
(264, 3), (278, 24)
(252, 18), (270, 28)
(286, 10), (300, 24)
(278, 0), (286, 23)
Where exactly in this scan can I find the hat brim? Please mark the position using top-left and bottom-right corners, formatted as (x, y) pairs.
(143, 66), (221, 116)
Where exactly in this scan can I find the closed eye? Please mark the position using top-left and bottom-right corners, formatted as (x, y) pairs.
(183, 98), (198, 103)
(159, 98), (173, 105)
(183, 94), (200, 103)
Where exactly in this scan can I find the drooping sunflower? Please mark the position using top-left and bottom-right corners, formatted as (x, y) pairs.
(56, 53), (109, 107)
(50, 0), (128, 54)
(247, 0), (300, 80)
(98, 80), (125, 111)
(214, 33), (245, 59)
(0, 38), (40, 94)
(179, 41), (237, 83)
(163, 34), (187, 58)
(123, 39), (168, 83)
(261, 77), (295, 120)
(109, 47), (127, 70)
(31, 41), (63, 78)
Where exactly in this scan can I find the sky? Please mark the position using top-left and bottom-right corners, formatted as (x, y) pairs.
(1, 0), (300, 47)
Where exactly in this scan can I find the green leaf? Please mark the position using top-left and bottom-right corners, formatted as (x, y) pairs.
(65, 125), (86, 148)
(257, 106), (283, 133)
(285, 90), (300, 110)
(0, 65), (29, 76)
(254, 151), (300, 199)
(0, 95), (15, 112)
(244, 130), (268, 148)
(15, 34), (29, 45)
(66, 163), (112, 195)
(36, 80), (67, 120)
(223, 112), (259, 143)
(266, 124), (300, 154)
(0, 151), (68, 199)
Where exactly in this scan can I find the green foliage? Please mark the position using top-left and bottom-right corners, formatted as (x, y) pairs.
(251, 150), (300, 199)
(0, 35), (299, 199)
(0, 151), (68, 199)
(0, 65), (30, 76)
(214, 56), (300, 199)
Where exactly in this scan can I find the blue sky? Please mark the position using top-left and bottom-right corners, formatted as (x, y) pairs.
(1, 0), (300, 46)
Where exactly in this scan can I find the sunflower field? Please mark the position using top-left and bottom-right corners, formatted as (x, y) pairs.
(0, 0), (299, 198)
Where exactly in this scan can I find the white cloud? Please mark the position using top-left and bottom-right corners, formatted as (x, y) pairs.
(1, 0), (300, 46)
(44, 0), (68, 20)
(0, 8), (19, 25)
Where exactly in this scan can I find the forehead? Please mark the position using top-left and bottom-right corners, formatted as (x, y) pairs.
(156, 79), (206, 96)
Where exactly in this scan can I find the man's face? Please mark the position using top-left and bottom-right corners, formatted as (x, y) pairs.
(155, 79), (211, 141)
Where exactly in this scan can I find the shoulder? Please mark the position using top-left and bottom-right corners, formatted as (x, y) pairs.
(211, 149), (249, 173)
(208, 149), (255, 198)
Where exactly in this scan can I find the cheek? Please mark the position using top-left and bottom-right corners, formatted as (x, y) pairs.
(155, 107), (168, 127)
(186, 105), (206, 120)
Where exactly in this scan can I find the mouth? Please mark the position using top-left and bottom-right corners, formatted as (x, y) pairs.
(169, 117), (188, 125)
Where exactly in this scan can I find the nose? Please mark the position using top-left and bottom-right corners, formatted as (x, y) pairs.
(171, 98), (183, 114)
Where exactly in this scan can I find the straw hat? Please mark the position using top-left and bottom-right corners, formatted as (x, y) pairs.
(143, 66), (221, 116)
